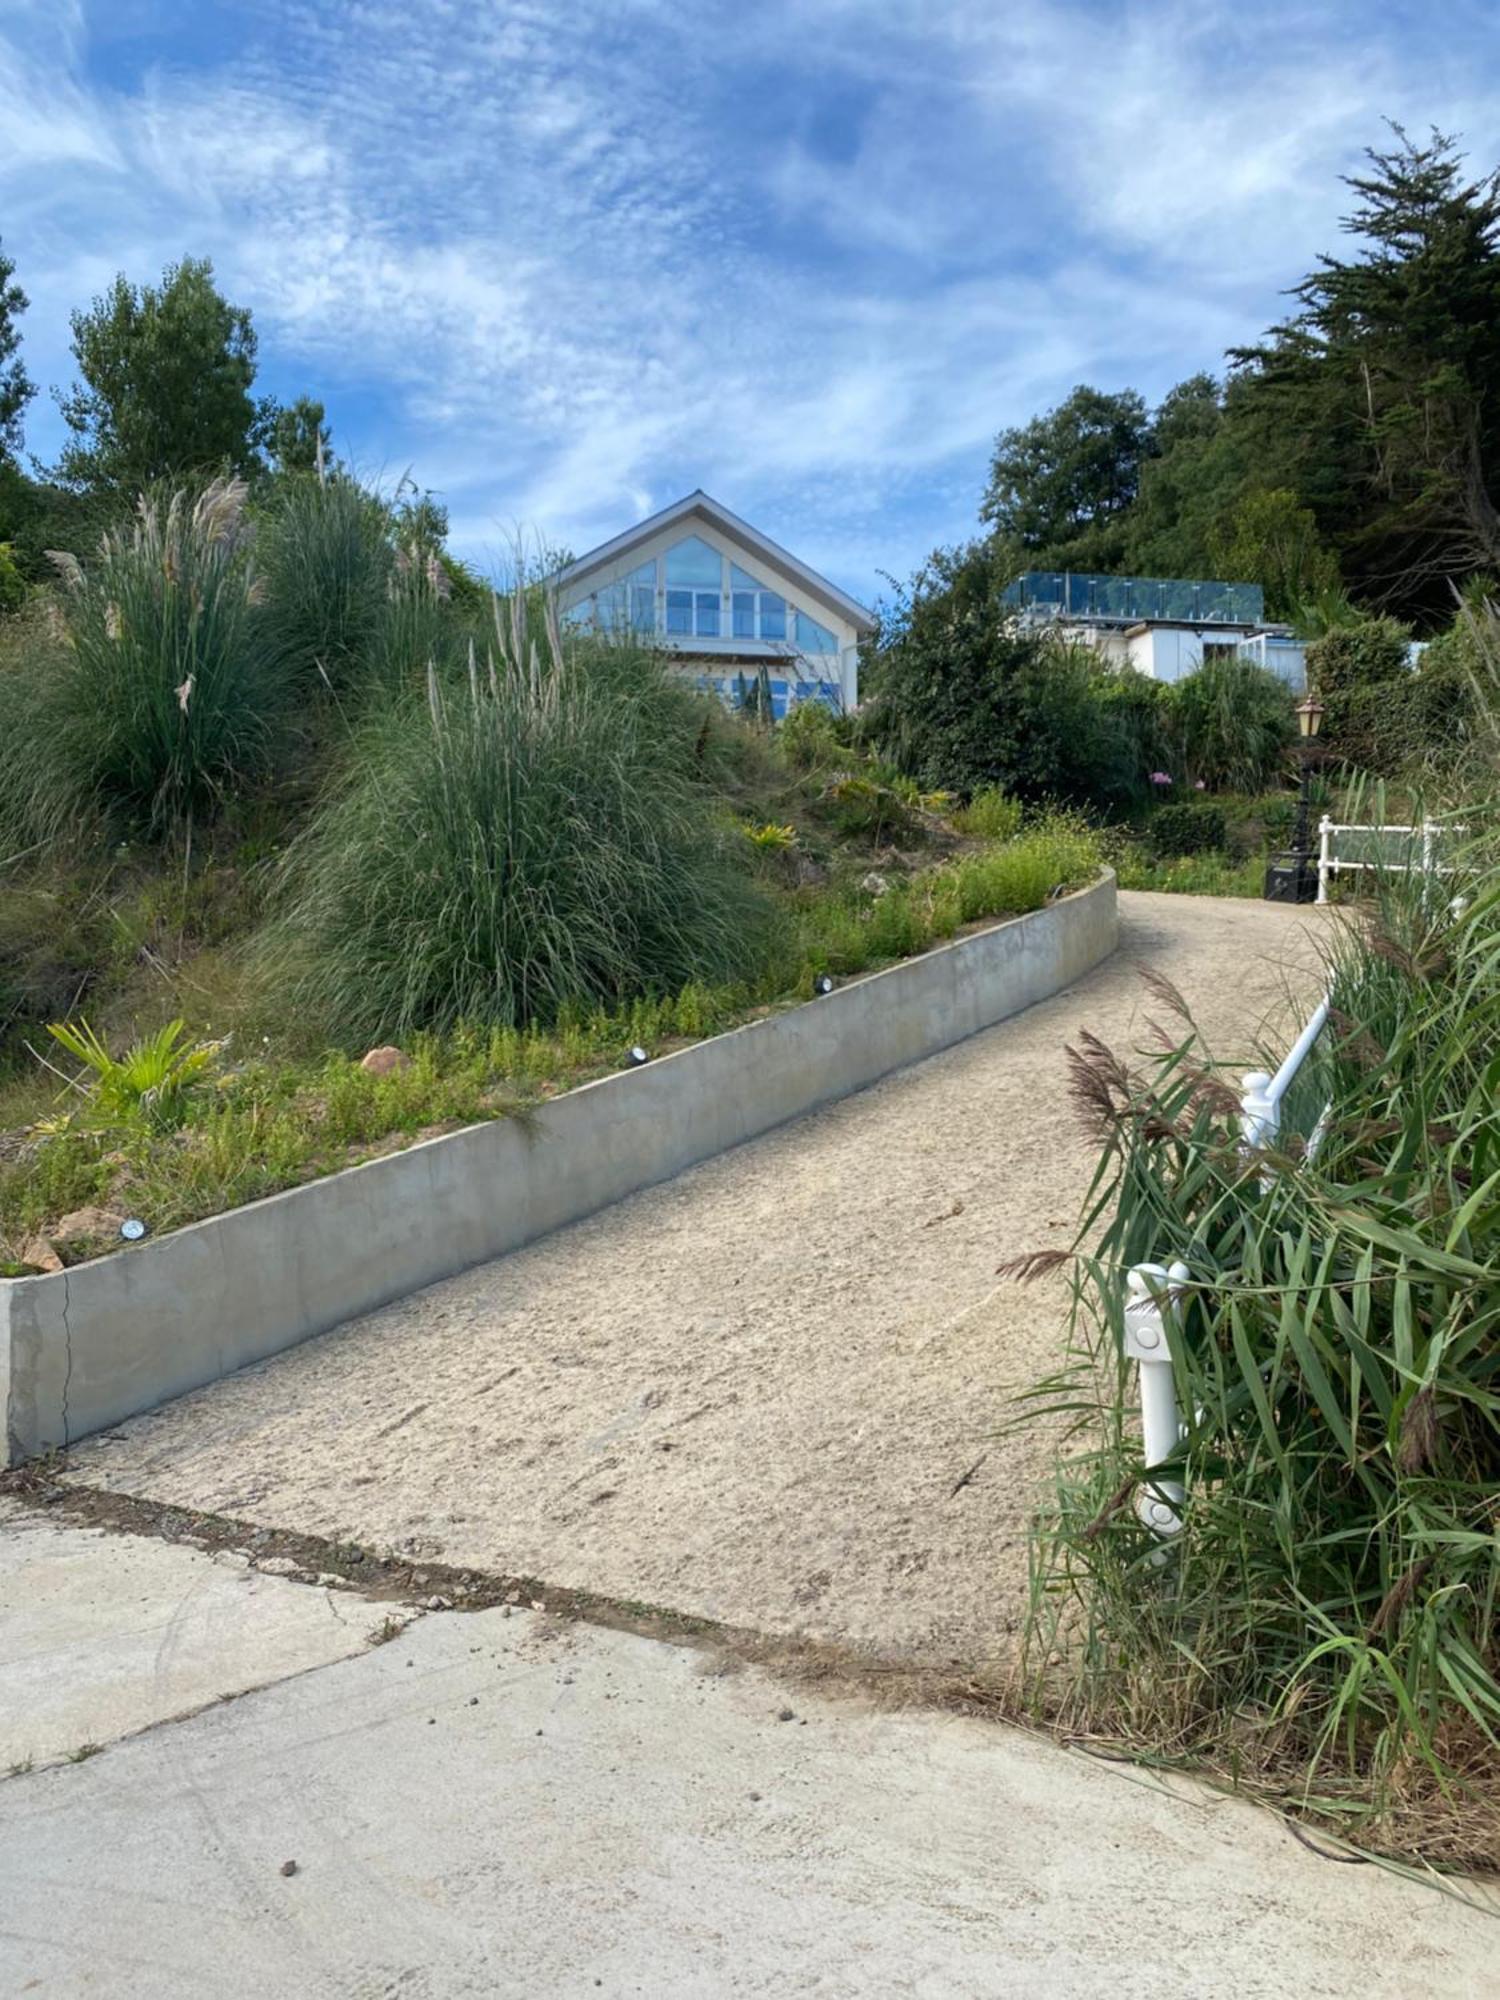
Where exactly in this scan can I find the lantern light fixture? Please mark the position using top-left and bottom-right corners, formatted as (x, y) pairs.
(1296, 694), (1325, 740)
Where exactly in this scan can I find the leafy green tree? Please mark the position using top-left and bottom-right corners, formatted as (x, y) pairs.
(868, 541), (1146, 807)
(55, 257), (269, 494)
(269, 395), (331, 476)
(0, 239), (34, 462)
(981, 386), (1152, 570)
(1233, 128), (1500, 613)
(0, 460), (103, 584)
(1123, 376), (1247, 579)
(1208, 487), (1341, 620)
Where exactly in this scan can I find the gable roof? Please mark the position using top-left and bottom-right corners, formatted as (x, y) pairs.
(554, 490), (877, 635)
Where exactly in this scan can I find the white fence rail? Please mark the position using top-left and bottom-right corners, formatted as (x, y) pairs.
(1316, 816), (1466, 905)
(1127, 992), (1333, 1538)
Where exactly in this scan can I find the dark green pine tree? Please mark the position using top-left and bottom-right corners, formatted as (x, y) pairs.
(1232, 127), (1500, 616)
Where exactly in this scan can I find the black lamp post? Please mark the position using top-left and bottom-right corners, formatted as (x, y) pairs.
(1264, 691), (1326, 904)
(1292, 692), (1325, 863)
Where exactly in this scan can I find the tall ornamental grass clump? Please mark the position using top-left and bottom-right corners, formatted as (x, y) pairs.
(255, 472), (394, 698)
(3, 479), (281, 846)
(1019, 858), (1500, 1865)
(271, 601), (772, 1039)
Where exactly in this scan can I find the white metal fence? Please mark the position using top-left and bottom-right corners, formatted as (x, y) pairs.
(1315, 815), (1465, 905)
(1126, 994), (1333, 1539)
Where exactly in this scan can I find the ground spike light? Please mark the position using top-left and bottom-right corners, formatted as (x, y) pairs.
(625, 1045), (650, 1067)
(813, 974), (834, 996)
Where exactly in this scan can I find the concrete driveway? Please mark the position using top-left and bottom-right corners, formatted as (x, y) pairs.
(2, 1508), (1494, 2000)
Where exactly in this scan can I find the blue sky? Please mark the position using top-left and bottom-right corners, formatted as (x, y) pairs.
(2, 0), (1499, 605)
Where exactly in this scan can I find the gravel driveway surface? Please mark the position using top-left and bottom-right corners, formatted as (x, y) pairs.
(66, 892), (1328, 1664)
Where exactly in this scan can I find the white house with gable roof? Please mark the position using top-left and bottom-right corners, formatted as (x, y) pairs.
(554, 491), (875, 717)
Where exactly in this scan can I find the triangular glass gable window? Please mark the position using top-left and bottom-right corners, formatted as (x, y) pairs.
(664, 536), (723, 588)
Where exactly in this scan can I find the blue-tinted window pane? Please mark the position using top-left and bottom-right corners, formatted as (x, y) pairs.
(631, 586), (655, 633)
(627, 558), (657, 590)
(732, 591), (755, 638)
(665, 535), (722, 588)
(665, 589), (692, 635)
(695, 592), (720, 637)
(795, 609), (836, 654)
(562, 596), (594, 628)
(759, 593), (785, 640)
(730, 562), (765, 591)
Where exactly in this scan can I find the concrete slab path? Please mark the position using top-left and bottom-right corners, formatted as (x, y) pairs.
(2, 1584), (1493, 2000)
(0, 1498), (388, 1771)
(64, 892), (1329, 1666)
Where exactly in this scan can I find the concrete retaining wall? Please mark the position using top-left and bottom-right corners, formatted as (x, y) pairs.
(2, 871), (1116, 1465)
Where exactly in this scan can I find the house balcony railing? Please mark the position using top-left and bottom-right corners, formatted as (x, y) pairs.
(1004, 571), (1265, 627)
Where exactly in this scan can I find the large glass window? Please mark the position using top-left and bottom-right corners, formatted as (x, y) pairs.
(572, 540), (841, 653)
(795, 609), (836, 654)
(626, 558), (657, 633)
(728, 561), (786, 642)
(665, 535), (723, 588)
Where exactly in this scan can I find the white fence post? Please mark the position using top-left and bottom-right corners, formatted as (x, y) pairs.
(1240, 1070), (1278, 1150)
(1123, 1261), (1191, 1538)
(1316, 815), (1332, 904)
(1241, 1069), (1280, 1192)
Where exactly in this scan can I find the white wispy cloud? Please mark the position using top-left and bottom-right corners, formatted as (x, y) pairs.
(0, 0), (1497, 593)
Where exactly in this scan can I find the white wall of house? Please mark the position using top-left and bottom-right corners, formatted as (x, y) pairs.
(1124, 626), (1258, 682)
(1056, 616), (1306, 691)
(557, 513), (862, 714)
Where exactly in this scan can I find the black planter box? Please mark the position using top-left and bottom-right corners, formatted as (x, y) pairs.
(1264, 852), (1318, 904)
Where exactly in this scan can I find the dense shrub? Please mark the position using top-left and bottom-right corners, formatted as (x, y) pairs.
(1402, 602), (1494, 775)
(777, 698), (850, 769)
(870, 542), (1292, 811)
(0, 541), (24, 613)
(1, 479), (284, 846)
(869, 542), (1142, 807)
(1146, 800), (1227, 857)
(271, 617), (772, 1038)
(1166, 654), (1293, 792)
(952, 786), (1023, 840)
(1305, 616), (1413, 773)
(1092, 668), (1171, 805)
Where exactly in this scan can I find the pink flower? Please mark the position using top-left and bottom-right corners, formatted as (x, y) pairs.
(1194, 779), (1207, 791)
(1149, 771), (1172, 786)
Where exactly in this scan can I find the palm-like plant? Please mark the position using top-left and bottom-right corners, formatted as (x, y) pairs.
(48, 1017), (219, 1132)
